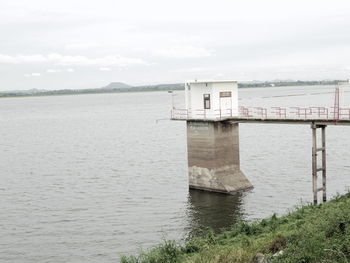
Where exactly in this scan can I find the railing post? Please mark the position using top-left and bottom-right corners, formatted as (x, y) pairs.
(312, 123), (317, 204)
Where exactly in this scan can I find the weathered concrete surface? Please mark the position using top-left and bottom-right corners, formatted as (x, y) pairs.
(187, 121), (252, 193)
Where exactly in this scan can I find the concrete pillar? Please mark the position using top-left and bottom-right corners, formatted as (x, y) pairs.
(187, 120), (253, 194)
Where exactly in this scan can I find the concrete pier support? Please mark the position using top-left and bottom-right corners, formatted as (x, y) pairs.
(187, 121), (253, 194)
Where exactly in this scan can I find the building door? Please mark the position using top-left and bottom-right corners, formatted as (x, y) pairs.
(219, 91), (232, 116)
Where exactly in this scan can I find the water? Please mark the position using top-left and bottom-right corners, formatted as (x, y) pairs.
(1, 85), (350, 262)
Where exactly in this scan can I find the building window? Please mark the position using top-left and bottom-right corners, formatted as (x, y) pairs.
(203, 94), (211, 109)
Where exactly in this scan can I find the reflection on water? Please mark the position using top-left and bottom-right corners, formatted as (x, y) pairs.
(186, 189), (245, 237)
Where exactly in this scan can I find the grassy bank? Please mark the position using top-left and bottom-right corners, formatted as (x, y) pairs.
(121, 193), (350, 263)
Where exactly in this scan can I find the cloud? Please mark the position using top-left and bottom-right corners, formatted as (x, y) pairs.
(155, 46), (214, 58)
(47, 68), (76, 73)
(47, 53), (147, 67)
(46, 69), (61, 73)
(99, 67), (111, 71)
(173, 67), (207, 73)
(24, 73), (41, 77)
(64, 43), (99, 49)
(0, 54), (46, 63)
(0, 53), (148, 67)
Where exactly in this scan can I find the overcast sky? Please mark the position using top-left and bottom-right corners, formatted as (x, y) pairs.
(1, 0), (350, 90)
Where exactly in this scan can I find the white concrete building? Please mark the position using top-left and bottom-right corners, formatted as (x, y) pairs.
(185, 80), (239, 119)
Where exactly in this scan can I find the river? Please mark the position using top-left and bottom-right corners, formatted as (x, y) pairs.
(1, 85), (350, 262)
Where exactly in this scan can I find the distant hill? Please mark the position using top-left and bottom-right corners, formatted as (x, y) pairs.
(0, 80), (345, 98)
(0, 82), (185, 98)
(101, 82), (132, 90)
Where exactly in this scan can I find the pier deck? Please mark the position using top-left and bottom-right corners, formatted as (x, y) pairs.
(172, 116), (350, 126)
(171, 106), (350, 126)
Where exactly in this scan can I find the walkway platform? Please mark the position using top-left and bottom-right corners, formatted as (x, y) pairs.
(172, 116), (350, 126)
(171, 106), (350, 126)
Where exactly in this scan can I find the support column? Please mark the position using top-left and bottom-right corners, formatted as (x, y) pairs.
(187, 120), (253, 194)
(311, 123), (327, 204)
(322, 126), (327, 202)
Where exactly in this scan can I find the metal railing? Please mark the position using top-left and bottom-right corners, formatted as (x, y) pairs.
(171, 106), (350, 121)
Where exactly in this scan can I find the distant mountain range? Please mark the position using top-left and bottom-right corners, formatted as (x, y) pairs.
(0, 82), (185, 97)
(0, 80), (345, 98)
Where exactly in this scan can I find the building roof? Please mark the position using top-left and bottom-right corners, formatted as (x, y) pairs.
(186, 80), (237, 84)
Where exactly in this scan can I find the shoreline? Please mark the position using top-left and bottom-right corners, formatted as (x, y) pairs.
(121, 192), (350, 263)
(0, 81), (342, 99)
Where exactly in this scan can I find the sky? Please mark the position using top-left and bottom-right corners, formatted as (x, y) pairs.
(1, 0), (350, 91)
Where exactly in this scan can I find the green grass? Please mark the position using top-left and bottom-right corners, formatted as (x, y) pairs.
(120, 192), (350, 263)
